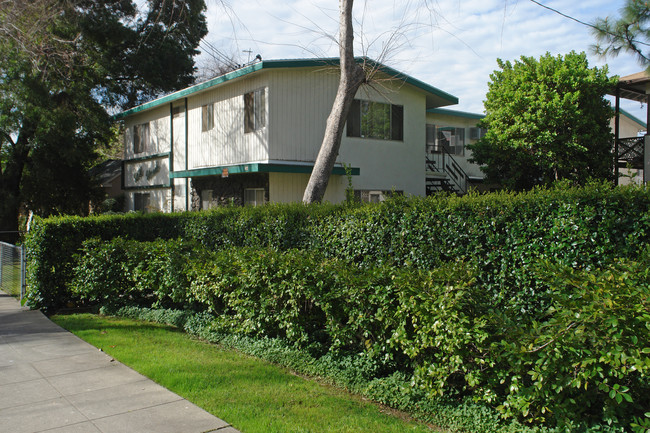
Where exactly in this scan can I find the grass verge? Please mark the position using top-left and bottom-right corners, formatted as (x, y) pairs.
(52, 313), (438, 433)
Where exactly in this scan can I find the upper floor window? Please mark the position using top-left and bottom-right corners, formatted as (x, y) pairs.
(244, 89), (265, 133)
(202, 103), (214, 132)
(427, 124), (465, 156)
(347, 99), (403, 141)
(133, 123), (150, 154)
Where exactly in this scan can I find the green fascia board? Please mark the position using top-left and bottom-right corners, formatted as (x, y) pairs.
(114, 57), (458, 120)
(427, 108), (485, 119)
(124, 152), (171, 163)
(619, 108), (647, 129)
(124, 183), (171, 191)
(170, 163), (360, 179)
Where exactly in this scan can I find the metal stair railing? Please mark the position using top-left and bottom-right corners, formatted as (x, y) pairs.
(425, 146), (468, 195)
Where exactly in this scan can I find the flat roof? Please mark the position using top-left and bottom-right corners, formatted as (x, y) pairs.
(114, 57), (458, 119)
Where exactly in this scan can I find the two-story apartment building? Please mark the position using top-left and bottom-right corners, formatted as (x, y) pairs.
(115, 58), (459, 212)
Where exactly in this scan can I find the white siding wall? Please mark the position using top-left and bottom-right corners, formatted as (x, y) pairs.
(186, 76), (270, 169)
(123, 105), (171, 159)
(267, 68), (339, 162)
(269, 173), (346, 203)
(341, 84), (426, 197)
(268, 68), (427, 198)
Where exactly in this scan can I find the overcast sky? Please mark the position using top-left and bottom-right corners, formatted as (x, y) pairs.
(198, 0), (647, 122)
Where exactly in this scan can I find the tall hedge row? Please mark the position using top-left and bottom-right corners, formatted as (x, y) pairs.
(26, 182), (650, 313)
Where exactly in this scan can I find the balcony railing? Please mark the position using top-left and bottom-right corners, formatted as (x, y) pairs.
(616, 136), (644, 169)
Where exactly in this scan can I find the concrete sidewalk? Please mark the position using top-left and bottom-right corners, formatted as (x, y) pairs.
(0, 292), (240, 433)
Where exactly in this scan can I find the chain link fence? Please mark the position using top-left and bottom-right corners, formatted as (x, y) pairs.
(0, 241), (26, 300)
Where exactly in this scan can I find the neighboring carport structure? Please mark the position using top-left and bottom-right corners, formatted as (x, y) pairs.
(611, 71), (650, 184)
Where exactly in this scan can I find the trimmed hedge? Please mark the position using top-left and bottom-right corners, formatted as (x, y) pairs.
(26, 182), (650, 313)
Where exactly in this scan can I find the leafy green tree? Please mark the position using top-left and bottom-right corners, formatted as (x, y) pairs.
(592, 0), (650, 72)
(467, 51), (616, 191)
(0, 0), (207, 242)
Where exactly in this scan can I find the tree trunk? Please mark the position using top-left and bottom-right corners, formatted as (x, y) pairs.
(302, 0), (365, 203)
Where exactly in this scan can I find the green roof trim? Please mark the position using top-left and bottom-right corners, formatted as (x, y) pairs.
(124, 183), (171, 191)
(427, 108), (485, 119)
(123, 152), (171, 163)
(170, 163), (360, 179)
(114, 57), (458, 120)
(619, 108), (647, 129)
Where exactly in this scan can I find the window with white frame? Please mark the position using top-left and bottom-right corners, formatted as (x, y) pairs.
(202, 103), (214, 132)
(244, 89), (265, 133)
(347, 99), (404, 141)
(244, 188), (265, 206)
(133, 123), (150, 154)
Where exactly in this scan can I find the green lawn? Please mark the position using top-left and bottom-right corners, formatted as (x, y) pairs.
(52, 314), (437, 433)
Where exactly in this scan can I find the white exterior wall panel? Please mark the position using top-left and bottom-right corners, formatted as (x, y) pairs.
(269, 173), (346, 203)
(267, 68), (339, 162)
(340, 83), (426, 197)
(123, 105), (171, 159)
(269, 70), (427, 198)
(186, 76), (270, 170)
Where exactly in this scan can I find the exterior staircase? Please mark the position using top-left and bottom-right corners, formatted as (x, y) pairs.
(425, 148), (469, 195)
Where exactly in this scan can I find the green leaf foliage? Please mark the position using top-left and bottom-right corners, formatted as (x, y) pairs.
(0, 0), (208, 241)
(467, 51), (616, 190)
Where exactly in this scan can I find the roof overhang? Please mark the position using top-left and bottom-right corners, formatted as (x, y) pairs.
(170, 162), (360, 179)
(114, 57), (458, 120)
(427, 107), (485, 119)
(611, 71), (650, 102)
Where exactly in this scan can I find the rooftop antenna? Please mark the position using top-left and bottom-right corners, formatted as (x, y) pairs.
(243, 49), (252, 63)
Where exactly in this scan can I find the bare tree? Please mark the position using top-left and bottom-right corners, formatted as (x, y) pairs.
(302, 0), (366, 203)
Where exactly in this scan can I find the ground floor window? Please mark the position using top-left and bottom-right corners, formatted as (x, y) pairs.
(244, 188), (265, 206)
(355, 189), (402, 203)
(134, 193), (150, 212)
(201, 189), (215, 209)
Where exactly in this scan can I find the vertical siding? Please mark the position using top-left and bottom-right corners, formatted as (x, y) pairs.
(172, 178), (188, 211)
(123, 105), (171, 159)
(269, 172), (345, 203)
(269, 69), (427, 197)
(186, 76), (270, 169)
(268, 68), (339, 162)
(339, 81), (427, 197)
